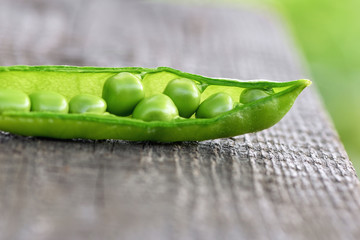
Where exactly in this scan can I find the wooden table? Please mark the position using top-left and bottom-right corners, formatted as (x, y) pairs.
(0, 0), (359, 239)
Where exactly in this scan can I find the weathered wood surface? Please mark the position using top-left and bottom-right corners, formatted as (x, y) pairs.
(0, 0), (360, 239)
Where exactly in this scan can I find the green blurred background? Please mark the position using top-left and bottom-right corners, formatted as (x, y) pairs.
(245, 0), (360, 174)
(167, 0), (360, 174)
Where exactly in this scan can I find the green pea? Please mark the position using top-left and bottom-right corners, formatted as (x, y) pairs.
(196, 92), (233, 118)
(29, 91), (68, 113)
(240, 88), (274, 104)
(163, 78), (201, 118)
(0, 89), (30, 113)
(69, 94), (107, 114)
(132, 94), (179, 122)
(102, 72), (144, 116)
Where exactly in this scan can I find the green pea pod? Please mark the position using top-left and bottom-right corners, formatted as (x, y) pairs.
(0, 65), (311, 142)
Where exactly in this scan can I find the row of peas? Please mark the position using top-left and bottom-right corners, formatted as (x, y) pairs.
(0, 72), (273, 121)
(0, 89), (107, 114)
(102, 72), (274, 121)
(101, 72), (234, 121)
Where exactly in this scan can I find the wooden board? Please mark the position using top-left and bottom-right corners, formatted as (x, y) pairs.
(0, 0), (359, 239)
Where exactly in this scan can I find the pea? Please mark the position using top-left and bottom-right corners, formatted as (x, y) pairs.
(196, 92), (233, 118)
(163, 78), (201, 118)
(132, 94), (179, 122)
(29, 91), (68, 113)
(240, 88), (274, 104)
(0, 89), (30, 113)
(69, 94), (107, 114)
(102, 72), (144, 116)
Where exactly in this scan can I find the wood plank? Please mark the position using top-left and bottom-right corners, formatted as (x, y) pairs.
(0, 0), (359, 239)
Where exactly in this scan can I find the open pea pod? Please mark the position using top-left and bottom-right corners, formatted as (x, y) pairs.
(0, 65), (311, 142)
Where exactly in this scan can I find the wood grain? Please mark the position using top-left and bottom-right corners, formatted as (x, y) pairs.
(0, 0), (359, 239)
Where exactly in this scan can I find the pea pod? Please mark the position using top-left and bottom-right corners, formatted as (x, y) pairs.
(0, 65), (311, 142)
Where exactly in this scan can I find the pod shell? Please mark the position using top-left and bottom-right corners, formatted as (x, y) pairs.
(0, 66), (311, 142)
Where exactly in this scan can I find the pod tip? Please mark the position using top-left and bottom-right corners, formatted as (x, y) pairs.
(303, 79), (312, 86)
